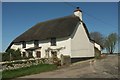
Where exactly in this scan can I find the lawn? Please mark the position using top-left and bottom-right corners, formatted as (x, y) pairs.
(2, 64), (57, 79)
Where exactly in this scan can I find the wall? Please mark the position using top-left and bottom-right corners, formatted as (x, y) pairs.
(95, 43), (101, 51)
(89, 41), (95, 57)
(38, 40), (50, 58)
(26, 41), (34, 48)
(11, 41), (35, 50)
(11, 43), (22, 50)
(39, 37), (71, 58)
(56, 37), (71, 58)
(71, 22), (94, 58)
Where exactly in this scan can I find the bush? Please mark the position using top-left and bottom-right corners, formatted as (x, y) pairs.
(2, 52), (10, 61)
(13, 49), (22, 60)
(2, 49), (22, 61)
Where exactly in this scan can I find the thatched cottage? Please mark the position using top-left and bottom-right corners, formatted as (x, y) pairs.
(6, 7), (101, 61)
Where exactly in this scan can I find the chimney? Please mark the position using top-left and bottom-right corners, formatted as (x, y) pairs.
(74, 7), (82, 21)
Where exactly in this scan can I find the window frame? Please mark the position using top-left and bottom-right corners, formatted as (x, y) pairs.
(51, 37), (56, 46)
(22, 41), (26, 48)
(34, 40), (39, 47)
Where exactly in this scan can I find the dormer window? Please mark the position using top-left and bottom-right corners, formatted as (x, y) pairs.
(51, 37), (56, 46)
(22, 41), (26, 48)
(34, 40), (39, 47)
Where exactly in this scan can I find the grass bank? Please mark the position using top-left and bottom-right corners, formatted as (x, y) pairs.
(2, 64), (57, 79)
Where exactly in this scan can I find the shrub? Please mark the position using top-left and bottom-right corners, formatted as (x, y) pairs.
(3, 49), (22, 61)
(2, 52), (10, 61)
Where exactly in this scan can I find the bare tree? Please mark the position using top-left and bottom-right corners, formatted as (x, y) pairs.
(104, 33), (118, 54)
(90, 32), (105, 49)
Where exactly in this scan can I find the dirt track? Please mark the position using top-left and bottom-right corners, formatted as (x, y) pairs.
(19, 55), (119, 78)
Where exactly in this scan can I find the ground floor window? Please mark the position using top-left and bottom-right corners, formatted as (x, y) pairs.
(23, 52), (26, 57)
(36, 51), (41, 58)
(28, 51), (33, 58)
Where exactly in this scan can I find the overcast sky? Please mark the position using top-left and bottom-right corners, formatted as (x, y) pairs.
(2, 2), (118, 52)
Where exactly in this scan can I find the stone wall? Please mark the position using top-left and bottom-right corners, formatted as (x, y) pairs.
(2, 58), (49, 71)
(61, 54), (71, 66)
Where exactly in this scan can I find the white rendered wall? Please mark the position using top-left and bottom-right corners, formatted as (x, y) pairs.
(89, 41), (95, 57)
(38, 37), (71, 58)
(33, 51), (36, 57)
(11, 43), (22, 50)
(11, 41), (34, 50)
(71, 22), (94, 58)
(95, 43), (101, 51)
(26, 41), (34, 48)
(56, 37), (71, 58)
(38, 40), (50, 58)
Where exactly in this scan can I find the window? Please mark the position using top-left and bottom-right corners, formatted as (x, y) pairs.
(22, 41), (26, 48)
(28, 51), (33, 58)
(36, 51), (41, 58)
(22, 52), (26, 58)
(34, 40), (39, 47)
(51, 37), (56, 46)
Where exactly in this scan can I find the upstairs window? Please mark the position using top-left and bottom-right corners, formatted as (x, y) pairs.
(22, 41), (26, 48)
(34, 40), (39, 47)
(51, 37), (56, 46)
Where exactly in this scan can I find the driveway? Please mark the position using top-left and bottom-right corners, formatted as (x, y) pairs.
(19, 55), (118, 78)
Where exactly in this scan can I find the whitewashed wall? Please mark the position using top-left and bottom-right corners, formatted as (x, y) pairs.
(89, 41), (95, 57)
(11, 41), (34, 50)
(71, 22), (95, 58)
(26, 41), (34, 48)
(56, 37), (71, 58)
(95, 43), (101, 51)
(38, 37), (71, 58)
(11, 43), (22, 50)
(38, 40), (50, 58)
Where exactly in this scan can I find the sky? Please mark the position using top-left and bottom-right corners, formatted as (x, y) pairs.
(2, 2), (118, 52)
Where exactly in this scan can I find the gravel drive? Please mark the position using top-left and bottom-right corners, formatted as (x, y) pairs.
(19, 55), (119, 78)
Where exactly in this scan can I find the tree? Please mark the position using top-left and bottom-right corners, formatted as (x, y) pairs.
(5, 48), (22, 61)
(90, 32), (105, 49)
(104, 33), (118, 54)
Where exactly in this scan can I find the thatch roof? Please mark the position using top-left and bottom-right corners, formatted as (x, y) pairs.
(13, 15), (80, 42)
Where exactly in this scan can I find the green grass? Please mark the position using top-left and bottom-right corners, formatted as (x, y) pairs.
(2, 64), (57, 79)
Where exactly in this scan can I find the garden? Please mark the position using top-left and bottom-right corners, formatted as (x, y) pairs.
(1, 49), (71, 79)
